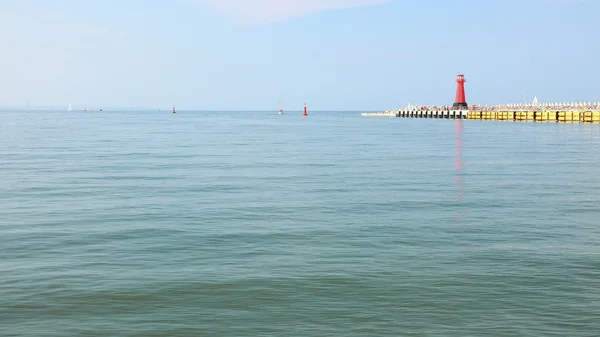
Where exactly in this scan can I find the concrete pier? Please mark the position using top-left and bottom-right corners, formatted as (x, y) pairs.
(363, 109), (468, 119)
(361, 111), (397, 117)
(466, 110), (600, 123)
(363, 107), (600, 123)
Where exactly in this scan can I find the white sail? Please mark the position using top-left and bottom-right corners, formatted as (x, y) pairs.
(68, 104), (73, 112)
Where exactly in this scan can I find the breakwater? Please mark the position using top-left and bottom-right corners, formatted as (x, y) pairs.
(361, 111), (397, 117)
(363, 102), (600, 123)
(361, 109), (468, 119)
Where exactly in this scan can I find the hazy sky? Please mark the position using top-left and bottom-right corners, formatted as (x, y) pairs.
(1, 0), (598, 110)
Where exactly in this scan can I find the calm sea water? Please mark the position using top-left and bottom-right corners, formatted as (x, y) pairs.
(1, 111), (599, 336)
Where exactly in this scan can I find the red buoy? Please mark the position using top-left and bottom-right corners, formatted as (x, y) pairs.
(303, 103), (308, 116)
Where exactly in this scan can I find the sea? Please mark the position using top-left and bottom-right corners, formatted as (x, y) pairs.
(1, 110), (599, 336)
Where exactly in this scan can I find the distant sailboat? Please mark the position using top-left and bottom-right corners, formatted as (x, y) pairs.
(68, 104), (73, 112)
(172, 105), (176, 114)
(278, 100), (284, 115)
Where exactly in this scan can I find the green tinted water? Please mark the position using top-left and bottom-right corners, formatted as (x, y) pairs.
(1, 111), (599, 336)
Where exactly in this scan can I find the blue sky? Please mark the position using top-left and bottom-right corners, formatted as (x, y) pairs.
(1, 0), (598, 111)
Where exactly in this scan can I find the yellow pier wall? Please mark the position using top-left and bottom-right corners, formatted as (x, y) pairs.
(558, 111), (581, 122)
(467, 111), (481, 120)
(515, 111), (535, 121)
(496, 111), (513, 120)
(581, 112), (600, 123)
(388, 110), (600, 123)
(481, 111), (495, 120)
(535, 111), (556, 122)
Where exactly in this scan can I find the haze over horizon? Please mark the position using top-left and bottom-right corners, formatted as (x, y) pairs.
(2, 0), (599, 111)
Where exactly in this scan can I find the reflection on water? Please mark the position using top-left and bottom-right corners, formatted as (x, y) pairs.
(453, 120), (469, 256)
(454, 119), (464, 201)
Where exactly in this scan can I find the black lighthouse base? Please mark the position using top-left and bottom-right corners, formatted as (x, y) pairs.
(453, 102), (468, 108)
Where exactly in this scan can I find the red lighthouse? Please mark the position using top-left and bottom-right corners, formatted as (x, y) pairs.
(453, 74), (468, 108)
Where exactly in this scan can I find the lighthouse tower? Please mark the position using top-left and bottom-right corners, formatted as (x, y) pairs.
(453, 74), (468, 109)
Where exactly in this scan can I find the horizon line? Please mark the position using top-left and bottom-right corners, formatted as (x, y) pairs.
(0, 108), (379, 112)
